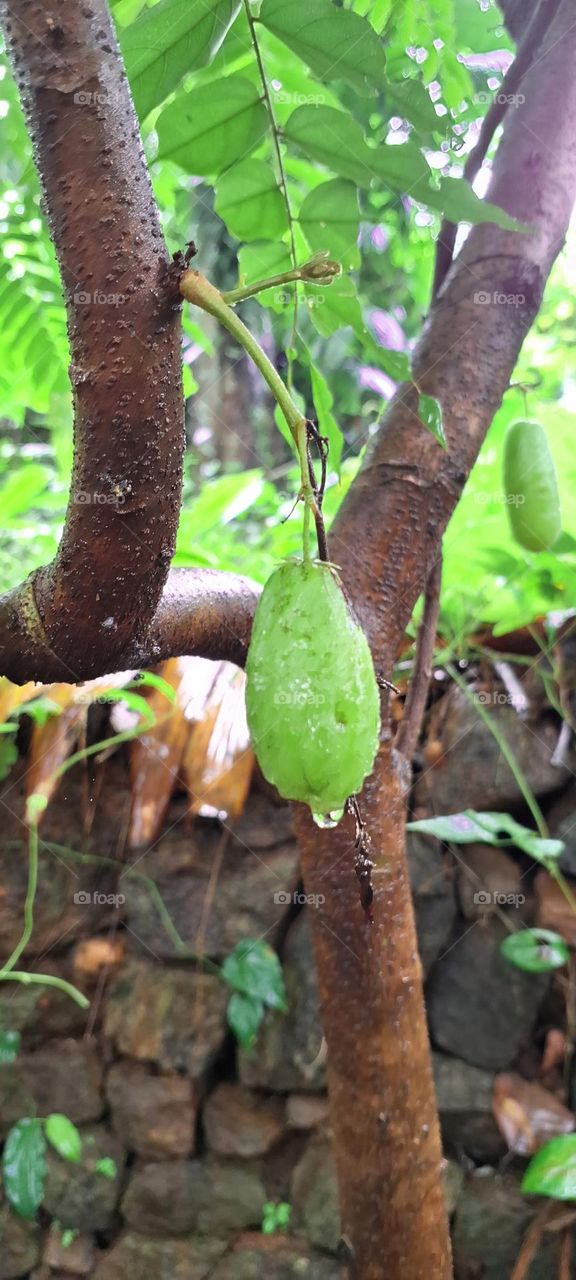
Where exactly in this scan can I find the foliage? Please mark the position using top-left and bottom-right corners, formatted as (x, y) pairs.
(522, 1135), (576, 1200)
(262, 1199), (292, 1234)
(2, 0), (570, 643)
(221, 937), (287, 1047)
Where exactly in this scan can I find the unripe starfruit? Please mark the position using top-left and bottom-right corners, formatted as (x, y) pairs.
(503, 419), (561, 552)
(245, 560), (380, 817)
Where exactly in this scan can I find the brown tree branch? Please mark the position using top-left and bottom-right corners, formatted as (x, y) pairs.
(0, 568), (261, 683)
(295, 3), (576, 1276)
(433, 0), (562, 297)
(0, 0), (184, 678)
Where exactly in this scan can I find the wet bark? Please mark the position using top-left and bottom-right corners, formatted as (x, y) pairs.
(296, 3), (576, 1276)
(0, 0), (183, 679)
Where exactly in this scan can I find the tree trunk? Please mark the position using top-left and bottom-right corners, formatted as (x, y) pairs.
(296, 3), (576, 1275)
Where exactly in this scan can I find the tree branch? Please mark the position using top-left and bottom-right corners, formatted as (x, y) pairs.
(433, 0), (562, 297)
(0, 0), (184, 679)
(295, 2), (576, 1275)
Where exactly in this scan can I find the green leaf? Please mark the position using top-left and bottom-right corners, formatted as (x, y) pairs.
(0, 733), (18, 782)
(259, 0), (386, 95)
(227, 990), (265, 1048)
(407, 810), (565, 864)
(284, 106), (375, 187)
(95, 1156), (118, 1180)
(215, 159), (286, 240)
(0, 466), (52, 521)
(309, 361), (343, 474)
(388, 77), (439, 134)
(3, 1119), (47, 1220)
(0, 1029), (20, 1064)
(299, 179), (360, 270)
(377, 349), (411, 382)
(371, 141), (431, 192)
(156, 76), (268, 175)
(45, 1114), (82, 1164)
(501, 929), (569, 975)
(120, 0), (241, 119)
(130, 672), (177, 703)
(12, 695), (60, 727)
(522, 1135), (576, 1199)
(221, 939), (287, 1011)
(422, 176), (528, 232)
(418, 393), (446, 449)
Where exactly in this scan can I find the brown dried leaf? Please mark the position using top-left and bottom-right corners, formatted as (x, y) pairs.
(128, 657), (195, 849)
(182, 661), (253, 819)
(493, 1072), (575, 1155)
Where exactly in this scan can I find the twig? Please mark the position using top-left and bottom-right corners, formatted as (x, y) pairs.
(433, 0), (562, 297)
(511, 1201), (556, 1280)
(559, 1225), (572, 1280)
(397, 556), (442, 763)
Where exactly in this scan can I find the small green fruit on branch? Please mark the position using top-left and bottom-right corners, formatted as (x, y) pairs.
(245, 560), (380, 820)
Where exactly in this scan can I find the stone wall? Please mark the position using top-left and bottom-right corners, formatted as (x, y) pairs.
(1, 683), (576, 1279)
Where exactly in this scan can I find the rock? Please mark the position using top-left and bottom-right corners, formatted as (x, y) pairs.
(121, 1160), (266, 1237)
(209, 1238), (344, 1280)
(286, 1094), (329, 1131)
(239, 914), (325, 1092)
(0, 1206), (40, 1279)
(291, 1136), (340, 1254)
(93, 1233), (228, 1280)
(452, 1170), (562, 1279)
(229, 795), (295, 850)
(547, 783), (576, 876)
(104, 960), (228, 1078)
(433, 1053), (503, 1162)
(124, 822), (298, 960)
(534, 868), (576, 945)
(43, 1228), (95, 1275)
(414, 686), (569, 812)
(106, 1062), (196, 1159)
(0, 1041), (103, 1138)
(456, 843), (526, 921)
(204, 1084), (285, 1157)
(0, 965), (88, 1045)
(43, 1125), (124, 1232)
(427, 918), (549, 1070)
(406, 833), (456, 974)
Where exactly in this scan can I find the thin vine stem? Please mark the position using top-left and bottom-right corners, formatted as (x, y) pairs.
(243, 0), (299, 386)
(445, 662), (548, 838)
(0, 820), (39, 976)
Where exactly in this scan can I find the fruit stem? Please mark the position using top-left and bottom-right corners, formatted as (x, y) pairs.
(180, 268), (320, 560)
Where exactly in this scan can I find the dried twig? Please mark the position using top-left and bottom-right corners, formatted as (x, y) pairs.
(397, 556), (442, 764)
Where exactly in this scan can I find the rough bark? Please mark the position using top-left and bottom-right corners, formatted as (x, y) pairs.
(0, 0), (183, 678)
(296, 3), (576, 1277)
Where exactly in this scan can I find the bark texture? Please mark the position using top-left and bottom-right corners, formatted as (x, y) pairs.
(0, 0), (183, 678)
(296, 4), (576, 1276)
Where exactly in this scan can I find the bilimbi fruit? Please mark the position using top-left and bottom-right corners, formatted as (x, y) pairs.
(245, 560), (380, 817)
(503, 419), (561, 551)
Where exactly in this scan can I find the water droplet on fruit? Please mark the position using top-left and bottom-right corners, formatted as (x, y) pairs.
(312, 808), (344, 829)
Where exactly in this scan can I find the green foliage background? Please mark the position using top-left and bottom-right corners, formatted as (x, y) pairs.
(0, 0), (575, 645)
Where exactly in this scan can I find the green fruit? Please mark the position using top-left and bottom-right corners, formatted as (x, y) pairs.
(503, 419), (561, 551)
(245, 560), (380, 815)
